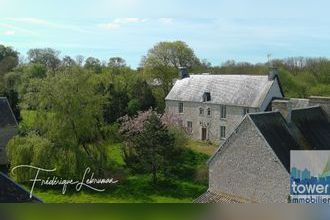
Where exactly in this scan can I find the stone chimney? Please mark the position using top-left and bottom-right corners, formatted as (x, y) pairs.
(268, 66), (278, 80)
(272, 99), (292, 123)
(179, 67), (189, 79)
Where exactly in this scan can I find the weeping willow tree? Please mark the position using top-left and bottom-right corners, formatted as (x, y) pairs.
(7, 68), (108, 181)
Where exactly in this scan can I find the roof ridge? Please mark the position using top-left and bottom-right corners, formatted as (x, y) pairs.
(292, 105), (321, 111)
(191, 74), (268, 77)
(248, 110), (280, 116)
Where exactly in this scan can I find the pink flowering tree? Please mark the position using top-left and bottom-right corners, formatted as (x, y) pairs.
(119, 109), (187, 183)
(119, 109), (186, 140)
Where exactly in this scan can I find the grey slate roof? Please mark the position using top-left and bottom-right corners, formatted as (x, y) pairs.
(0, 98), (17, 127)
(0, 172), (42, 203)
(165, 74), (277, 108)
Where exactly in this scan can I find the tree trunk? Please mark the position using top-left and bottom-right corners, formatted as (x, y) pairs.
(152, 163), (157, 185)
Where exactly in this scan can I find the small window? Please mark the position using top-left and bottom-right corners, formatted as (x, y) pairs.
(203, 92), (211, 102)
(220, 126), (226, 139)
(199, 107), (204, 116)
(243, 107), (250, 116)
(207, 108), (211, 116)
(220, 105), (226, 119)
(178, 102), (183, 113)
(187, 121), (193, 133)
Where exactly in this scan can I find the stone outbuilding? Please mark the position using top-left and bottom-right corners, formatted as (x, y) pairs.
(196, 105), (330, 203)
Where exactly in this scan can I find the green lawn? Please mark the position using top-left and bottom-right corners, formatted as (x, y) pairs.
(30, 175), (206, 203)
(29, 141), (210, 203)
(186, 139), (218, 156)
(18, 112), (211, 203)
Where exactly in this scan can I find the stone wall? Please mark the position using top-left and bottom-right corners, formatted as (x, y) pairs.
(0, 126), (17, 165)
(208, 117), (289, 202)
(272, 96), (330, 119)
(309, 96), (330, 117)
(272, 100), (292, 121)
(165, 100), (257, 144)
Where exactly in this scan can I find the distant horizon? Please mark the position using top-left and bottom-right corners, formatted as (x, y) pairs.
(10, 47), (330, 70)
(2, 0), (330, 68)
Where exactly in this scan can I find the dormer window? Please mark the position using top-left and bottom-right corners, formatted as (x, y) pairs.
(203, 92), (211, 102)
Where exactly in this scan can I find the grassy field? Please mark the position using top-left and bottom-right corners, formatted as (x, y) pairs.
(31, 175), (205, 203)
(29, 141), (212, 203)
(185, 139), (218, 156)
(19, 111), (216, 203)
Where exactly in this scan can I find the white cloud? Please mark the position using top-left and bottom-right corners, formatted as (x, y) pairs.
(99, 17), (147, 30)
(3, 17), (90, 33)
(114, 17), (147, 24)
(0, 23), (36, 35)
(159, 18), (173, 24)
(5, 17), (49, 25)
(4, 30), (15, 36)
(98, 23), (121, 30)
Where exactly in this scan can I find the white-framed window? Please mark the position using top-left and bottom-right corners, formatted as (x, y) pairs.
(207, 108), (211, 116)
(187, 121), (193, 133)
(199, 107), (204, 116)
(178, 102), (184, 113)
(220, 105), (226, 119)
(220, 126), (226, 139)
(243, 107), (249, 116)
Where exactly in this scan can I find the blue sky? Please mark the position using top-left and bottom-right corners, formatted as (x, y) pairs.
(1, 0), (330, 68)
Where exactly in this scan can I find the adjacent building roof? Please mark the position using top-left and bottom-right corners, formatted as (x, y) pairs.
(249, 112), (301, 172)
(291, 106), (330, 150)
(209, 106), (330, 172)
(0, 97), (17, 127)
(0, 172), (42, 203)
(200, 106), (330, 203)
(165, 74), (281, 108)
(194, 190), (253, 203)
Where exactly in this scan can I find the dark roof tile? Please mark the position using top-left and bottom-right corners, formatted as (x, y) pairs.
(0, 98), (17, 127)
(249, 112), (301, 172)
(291, 106), (330, 150)
(0, 172), (42, 203)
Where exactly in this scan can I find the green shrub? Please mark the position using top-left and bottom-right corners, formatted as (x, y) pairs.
(7, 133), (54, 182)
(7, 133), (108, 182)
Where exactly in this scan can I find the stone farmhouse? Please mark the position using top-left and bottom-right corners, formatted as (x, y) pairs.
(165, 68), (284, 144)
(0, 97), (18, 166)
(195, 104), (330, 203)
